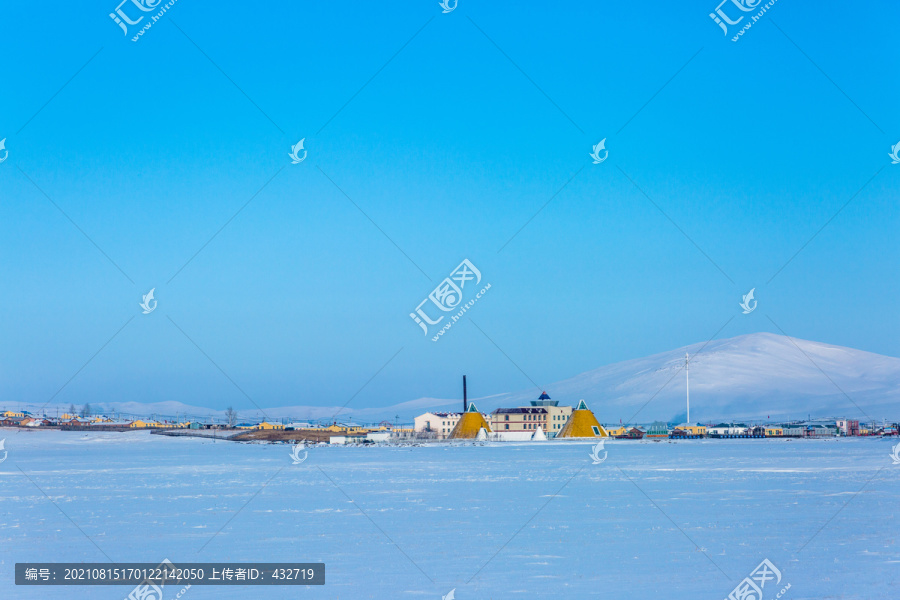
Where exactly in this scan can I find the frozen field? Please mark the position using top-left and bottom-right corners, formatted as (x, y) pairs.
(1, 430), (897, 599)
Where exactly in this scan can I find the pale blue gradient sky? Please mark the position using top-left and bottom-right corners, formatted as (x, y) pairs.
(0, 1), (897, 414)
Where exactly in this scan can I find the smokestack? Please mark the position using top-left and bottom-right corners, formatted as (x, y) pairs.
(463, 375), (468, 412)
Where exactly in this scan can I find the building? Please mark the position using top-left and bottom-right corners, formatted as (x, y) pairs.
(674, 424), (706, 436)
(489, 392), (573, 437)
(257, 422), (285, 430)
(671, 424), (706, 438)
(2, 410), (25, 418)
(556, 400), (608, 438)
(765, 427), (783, 437)
(836, 419), (860, 436)
(804, 425), (837, 438)
(707, 423), (749, 437)
(285, 422), (313, 430)
(645, 422), (669, 438)
(448, 403), (491, 439)
(414, 412), (462, 439)
(780, 425), (804, 437)
(605, 425), (627, 437)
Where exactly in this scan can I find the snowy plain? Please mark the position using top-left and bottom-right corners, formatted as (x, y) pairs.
(1, 430), (897, 599)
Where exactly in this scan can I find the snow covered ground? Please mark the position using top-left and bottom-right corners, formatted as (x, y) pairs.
(1, 430), (897, 599)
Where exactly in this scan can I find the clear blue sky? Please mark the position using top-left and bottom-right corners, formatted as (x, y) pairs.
(1, 1), (897, 414)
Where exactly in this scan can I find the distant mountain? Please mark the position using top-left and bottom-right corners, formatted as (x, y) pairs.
(8, 334), (896, 424)
(486, 333), (900, 423)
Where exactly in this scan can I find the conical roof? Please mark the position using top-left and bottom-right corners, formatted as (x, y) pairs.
(531, 426), (547, 441)
(448, 403), (492, 439)
(557, 399), (608, 438)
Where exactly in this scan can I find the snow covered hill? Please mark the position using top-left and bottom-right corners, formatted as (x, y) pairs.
(488, 332), (900, 423)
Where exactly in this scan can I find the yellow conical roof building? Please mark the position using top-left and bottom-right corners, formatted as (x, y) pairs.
(556, 399), (608, 438)
(448, 403), (491, 439)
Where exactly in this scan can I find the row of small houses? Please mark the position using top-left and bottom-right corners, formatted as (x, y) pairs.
(0, 411), (410, 439)
(0, 412), (294, 431)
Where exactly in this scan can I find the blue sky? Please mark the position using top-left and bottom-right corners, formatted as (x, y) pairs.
(0, 1), (897, 415)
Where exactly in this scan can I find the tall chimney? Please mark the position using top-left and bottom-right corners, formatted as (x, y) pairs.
(463, 375), (468, 412)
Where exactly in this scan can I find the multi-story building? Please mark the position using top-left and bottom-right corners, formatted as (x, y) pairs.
(414, 412), (462, 439)
(836, 419), (860, 436)
(489, 392), (573, 437)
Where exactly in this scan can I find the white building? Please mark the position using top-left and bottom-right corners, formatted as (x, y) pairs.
(707, 423), (749, 437)
(414, 412), (462, 439)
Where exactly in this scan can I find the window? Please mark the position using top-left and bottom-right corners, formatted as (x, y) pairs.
(505, 424), (509, 430)
(505, 415), (509, 421)
(591, 426), (601, 435)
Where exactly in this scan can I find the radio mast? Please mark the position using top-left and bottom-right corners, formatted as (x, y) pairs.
(685, 352), (690, 424)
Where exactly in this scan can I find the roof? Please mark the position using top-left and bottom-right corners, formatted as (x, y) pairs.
(557, 401), (607, 438)
(449, 404), (492, 439)
(538, 392), (551, 400)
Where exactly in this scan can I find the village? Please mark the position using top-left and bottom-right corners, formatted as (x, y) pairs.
(1, 390), (897, 444)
